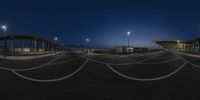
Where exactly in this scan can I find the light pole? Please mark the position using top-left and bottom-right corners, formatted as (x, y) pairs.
(1, 25), (7, 57)
(54, 33), (62, 52)
(60, 43), (64, 51)
(127, 31), (131, 53)
(85, 38), (90, 53)
(54, 37), (58, 52)
(77, 44), (80, 51)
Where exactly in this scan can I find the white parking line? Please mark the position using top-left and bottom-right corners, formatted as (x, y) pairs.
(84, 53), (179, 65)
(12, 59), (88, 82)
(169, 51), (200, 69)
(137, 57), (180, 65)
(106, 62), (187, 81)
(48, 56), (83, 65)
(2, 51), (189, 83)
(0, 52), (65, 71)
(149, 55), (176, 59)
(178, 56), (200, 69)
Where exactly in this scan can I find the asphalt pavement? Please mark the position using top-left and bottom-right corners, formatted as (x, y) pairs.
(0, 51), (200, 100)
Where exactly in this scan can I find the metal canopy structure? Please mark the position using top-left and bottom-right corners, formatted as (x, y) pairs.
(154, 40), (197, 52)
(0, 34), (57, 54)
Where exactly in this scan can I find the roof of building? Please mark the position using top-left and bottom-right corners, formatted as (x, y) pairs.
(0, 34), (56, 44)
(153, 40), (193, 43)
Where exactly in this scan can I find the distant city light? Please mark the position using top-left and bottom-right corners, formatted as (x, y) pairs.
(1, 25), (7, 57)
(127, 31), (131, 36)
(86, 38), (90, 42)
(177, 40), (180, 43)
(1, 25), (7, 31)
(54, 37), (58, 41)
(126, 31), (132, 53)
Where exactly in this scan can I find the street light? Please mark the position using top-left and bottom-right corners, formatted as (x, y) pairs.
(1, 25), (7, 57)
(54, 33), (62, 51)
(77, 44), (80, 50)
(85, 38), (90, 53)
(60, 43), (64, 51)
(85, 38), (90, 42)
(1, 25), (7, 31)
(126, 31), (131, 53)
(54, 37), (58, 41)
(54, 37), (58, 52)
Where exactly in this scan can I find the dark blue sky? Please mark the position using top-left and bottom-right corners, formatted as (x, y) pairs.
(0, 0), (200, 48)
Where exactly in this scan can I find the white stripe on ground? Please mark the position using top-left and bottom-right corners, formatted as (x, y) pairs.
(149, 55), (177, 59)
(106, 62), (187, 81)
(48, 56), (83, 65)
(0, 52), (65, 71)
(83, 52), (163, 65)
(137, 57), (179, 65)
(84, 53), (179, 65)
(0, 52), (63, 60)
(177, 54), (200, 69)
(179, 52), (200, 58)
(12, 59), (88, 82)
(169, 51), (200, 69)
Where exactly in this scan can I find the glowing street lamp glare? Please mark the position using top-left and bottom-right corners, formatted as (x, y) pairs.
(127, 31), (131, 36)
(86, 38), (90, 42)
(54, 37), (58, 41)
(1, 25), (7, 30)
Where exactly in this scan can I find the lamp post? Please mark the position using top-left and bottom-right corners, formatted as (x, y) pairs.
(85, 38), (90, 53)
(60, 43), (64, 51)
(54, 37), (58, 52)
(177, 40), (180, 52)
(1, 25), (7, 57)
(54, 33), (62, 52)
(127, 31), (131, 53)
(77, 44), (80, 51)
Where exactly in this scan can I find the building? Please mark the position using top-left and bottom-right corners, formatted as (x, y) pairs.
(133, 47), (149, 53)
(0, 34), (58, 55)
(155, 40), (192, 51)
(115, 46), (125, 53)
(154, 39), (200, 53)
(126, 47), (134, 53)
(115, 46), (134, 53)
(115, 45), (148, 53)
(91, 49), (107, 53)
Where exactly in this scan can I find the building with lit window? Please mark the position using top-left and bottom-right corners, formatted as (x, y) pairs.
(0, 34), (58, 55)
(155, 37), (200, 53)
(115, 45), (148, 53)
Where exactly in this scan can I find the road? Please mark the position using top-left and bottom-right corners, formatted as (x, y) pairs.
(0, 51), (200, 99)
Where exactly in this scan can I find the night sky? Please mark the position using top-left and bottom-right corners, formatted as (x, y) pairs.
(0, 0), (200, 48)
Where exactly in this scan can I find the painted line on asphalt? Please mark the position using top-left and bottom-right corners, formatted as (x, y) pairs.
(177, 55), (200, 69)
(83, 53), (159, 65)
(0, 52), (65, 71)
(106, 62), (187, 81)
(148, 55), (177, 59)
(12, 59), (88, 82)
(169, 51), (200, 69)
(84, 52), (179, 65)
(48, 56), (83, 65)
(137, 57), (180, 65)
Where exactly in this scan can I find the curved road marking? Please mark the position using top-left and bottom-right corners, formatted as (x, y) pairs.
(83, 55), (157, 65)
(168, 51), (200, 69)
(48, 56), (82, 65)
(106, 62), (187, 81)
(176, 54), (200, 69)
(12, 59), (88, 82)
(0, 53), (65, 71)
(137, 57), (179, 65)
(84, 53), (179, 65)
